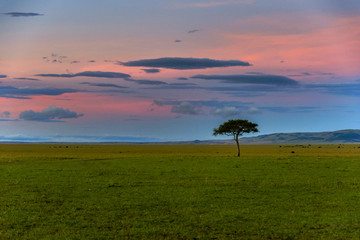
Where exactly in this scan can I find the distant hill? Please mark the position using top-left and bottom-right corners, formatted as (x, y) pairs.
(190, 129), (360, 145)
(1, 129), (359, 145)
(133, 129), (360, 145)
(236, 129), (360, 145)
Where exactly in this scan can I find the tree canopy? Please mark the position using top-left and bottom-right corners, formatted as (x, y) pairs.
(213, 119), (259, 156)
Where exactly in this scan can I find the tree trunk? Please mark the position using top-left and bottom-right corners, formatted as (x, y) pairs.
(235, 136), (240, 157)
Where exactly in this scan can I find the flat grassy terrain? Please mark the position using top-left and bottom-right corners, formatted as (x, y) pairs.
(1, 144), (360, 239)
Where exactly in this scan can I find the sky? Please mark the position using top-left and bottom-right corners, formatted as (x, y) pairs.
(0, 0), (359, 142)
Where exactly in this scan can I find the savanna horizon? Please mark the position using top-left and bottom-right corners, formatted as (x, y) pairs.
(2, 1), (360, 238)
(0, 129), (359, 145)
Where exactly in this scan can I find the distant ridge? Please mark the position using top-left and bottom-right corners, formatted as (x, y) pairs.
(237, 129), (360, 145)
(102, 129), (360, 145)
(1, 130), (359, 145)
(172, 129), (360, 145)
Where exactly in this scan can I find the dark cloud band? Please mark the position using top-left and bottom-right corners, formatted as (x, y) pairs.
(4, 12), (43, 17)
(80, 82), (128, 89)
(191, 74), (299, 86)
(14, 77), (40, 81)
(36, 71), (131, 79)
(0, 86), (79, 99)
(119, 57), (251, 70)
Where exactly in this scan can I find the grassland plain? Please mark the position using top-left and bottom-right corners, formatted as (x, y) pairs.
(1, 144), (360, 239)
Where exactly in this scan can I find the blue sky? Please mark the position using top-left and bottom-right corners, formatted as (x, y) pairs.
(0, 0), (359, 142)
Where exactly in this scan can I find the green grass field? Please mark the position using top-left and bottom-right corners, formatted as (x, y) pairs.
(1, 144), (360, 239)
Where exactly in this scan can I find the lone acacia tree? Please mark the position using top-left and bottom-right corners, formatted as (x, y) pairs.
(213, 119), (259, 157)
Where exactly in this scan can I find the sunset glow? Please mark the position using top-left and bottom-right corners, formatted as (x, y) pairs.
(1, 0), (359, 142)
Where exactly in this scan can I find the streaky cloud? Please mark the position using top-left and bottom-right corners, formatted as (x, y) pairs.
(305, 83), (360, 97)
(15, 87), (78, 96)
(191, 74), (299, 86)
(289, 72), (335, 77)
(205, 84), (291, 97)
(4, 12), (43, 17)
(246, 72), (264, 75)
(36, 73), (73, 77)
(118, 57), (251, 70)
(0, 75), (7, 78)
(187, 29), (201, 33)
(142, 68), (160, 74)
(126, 79), (167, 85)
(146, 82), (199, 90)
(2, 95), (32, 100)
(169, 83), (196, 86)
(0, 85), (79, 99)
(76, 71), (131, 79)
(260, 106), (321, 113)
(36, 71), (131, 79)
(14, 77), (40, 81)
(80, 82), (128, 89)
(154, 99), (250, 108)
